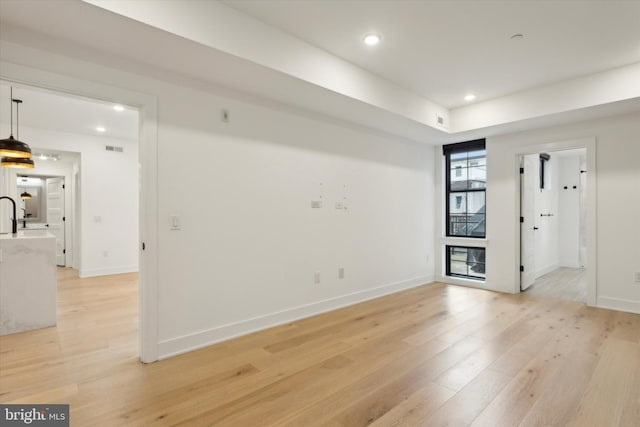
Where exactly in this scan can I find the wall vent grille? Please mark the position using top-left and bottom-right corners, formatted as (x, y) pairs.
(105, 145), (124, 153)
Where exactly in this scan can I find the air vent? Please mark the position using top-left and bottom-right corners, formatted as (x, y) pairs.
(105, 145), (124, 153)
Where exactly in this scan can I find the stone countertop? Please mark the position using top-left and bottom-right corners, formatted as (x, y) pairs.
(0, 230), (55, 240)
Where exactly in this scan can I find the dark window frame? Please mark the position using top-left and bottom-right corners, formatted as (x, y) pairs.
(443, 139), (486, 238)
(446, 245), (486, 280)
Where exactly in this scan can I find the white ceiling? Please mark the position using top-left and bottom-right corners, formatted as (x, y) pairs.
(223, 0), (640, 108)
(0, 0), (638, 143)
(0, 83), (139, 141)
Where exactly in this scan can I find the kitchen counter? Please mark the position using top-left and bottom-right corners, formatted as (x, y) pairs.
(18, 223), (49, 231)
(0, 231), (57, 335)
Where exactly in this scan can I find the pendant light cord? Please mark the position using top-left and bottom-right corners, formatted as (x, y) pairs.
(15, 96), (19, 140)
(9, 87), (13, 136)
(11, 90), (23, 140)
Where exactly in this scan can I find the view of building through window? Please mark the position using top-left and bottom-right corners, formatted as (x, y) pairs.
(447, 246), (486, 280)
(444, 140), (486, 280)
(447, 148), (486, 237)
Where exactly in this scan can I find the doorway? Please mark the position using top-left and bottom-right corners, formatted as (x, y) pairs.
(16, 172), (72, 267)
(520, 148), (589, 302)
(1, 61), (159, 362)
(0, 80), (149, 358)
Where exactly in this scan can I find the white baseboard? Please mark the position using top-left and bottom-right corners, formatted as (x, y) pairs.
(559, 261), (581, 269)
(596, 296), (640, 314)
(79, 265), (139, 278)
(534, 264), (559, 279)
(158, 275), (434, 359)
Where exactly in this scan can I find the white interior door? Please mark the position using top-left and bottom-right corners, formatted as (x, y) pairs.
(520, 155), (538, 290)
(46, 177), (66, 266)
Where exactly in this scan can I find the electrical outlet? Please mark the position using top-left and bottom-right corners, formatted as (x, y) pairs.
(314, 272), (320, 284)
(338, 268), (344, 279)
(635, 272), (640, 283)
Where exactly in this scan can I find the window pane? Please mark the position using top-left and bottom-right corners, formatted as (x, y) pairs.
(447, 246), (486, 281)
(450, 167), (468, 190)
(467, 214), (485, 237)
(468, 192), (486, 215)
(468, 166), (486, 189)
(448, 191), (468, 236)
(448, 191), (485, 238)
(449, 219), (468, 236)
(445, 141), (486, 239)
(450, 152), (467, 162)
(449, 192), (466, 214)
(468, 150), (486, 165)
(450, 260), (468, 276)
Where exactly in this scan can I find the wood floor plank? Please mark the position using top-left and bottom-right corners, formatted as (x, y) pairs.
(422, 368), (512, 427)
(1, 268), (639, 426)
(326, 337), (485, 426)
(569, 338), (640, 427)
(274, 338), (455, 427)
(517, 348), (599, 427)
(368, 382), (455, 427)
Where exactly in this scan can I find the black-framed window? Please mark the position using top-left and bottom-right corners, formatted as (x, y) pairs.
(444, 139), (486, 238)
(446, 245), (486, 280)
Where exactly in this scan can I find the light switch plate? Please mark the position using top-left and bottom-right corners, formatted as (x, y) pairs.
(170, 215), (180, 230)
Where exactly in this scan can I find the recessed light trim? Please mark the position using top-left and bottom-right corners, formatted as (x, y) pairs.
(113, 105), (124, 112)
(363, 34), (381, 46)
(464, 94), (476, 102)
(96, 126), (106, 133)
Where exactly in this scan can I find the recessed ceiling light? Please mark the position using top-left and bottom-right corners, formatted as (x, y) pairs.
(363, 34), (381, 46)
(113, 104), (124, 112)
(96, 126), (106, 133)
(464, 94), (476, 102)
(510, 33), (524, 41)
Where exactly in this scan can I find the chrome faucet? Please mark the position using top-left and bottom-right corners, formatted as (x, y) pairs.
(0, 196), (18, 234)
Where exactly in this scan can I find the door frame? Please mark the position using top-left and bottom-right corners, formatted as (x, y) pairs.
(0, 62), (160, 362)
(514, 137), (596, 306)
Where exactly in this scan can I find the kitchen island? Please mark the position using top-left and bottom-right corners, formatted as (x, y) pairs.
(0, 230), (57, 336)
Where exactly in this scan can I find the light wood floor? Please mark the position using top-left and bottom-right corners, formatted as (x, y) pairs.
(1, 268), (639, 426)
(526, 267), (587, 302)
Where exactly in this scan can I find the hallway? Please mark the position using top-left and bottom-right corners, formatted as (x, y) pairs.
(525, 267), (587, 303)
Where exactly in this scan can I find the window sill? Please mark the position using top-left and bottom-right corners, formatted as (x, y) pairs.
(441, 237), (488, 248)
(439, 275), (487, 288)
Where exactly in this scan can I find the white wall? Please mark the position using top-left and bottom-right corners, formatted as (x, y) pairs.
(0, 124), (139, 277)
(0, 40), (435, 358)
(486, 113), (640, 313)
(156, 79), (435, 356)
